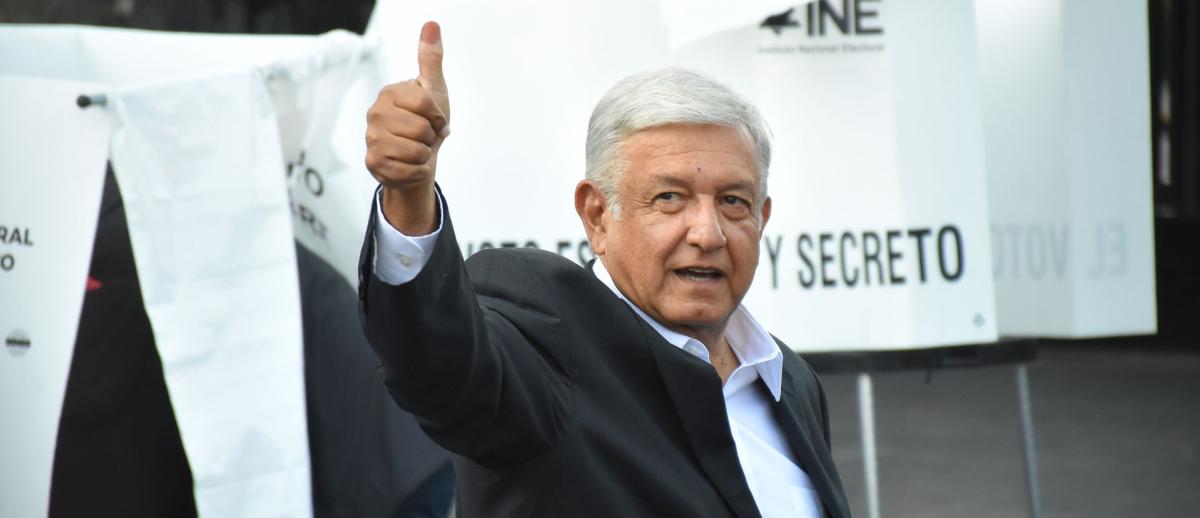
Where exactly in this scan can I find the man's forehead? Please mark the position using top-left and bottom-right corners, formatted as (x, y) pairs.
(623, 125), (755, 162)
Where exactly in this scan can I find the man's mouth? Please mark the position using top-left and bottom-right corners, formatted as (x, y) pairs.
(674, 267), (724, 282)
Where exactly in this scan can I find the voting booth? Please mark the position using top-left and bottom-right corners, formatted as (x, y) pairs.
(0, 26), (381, 518)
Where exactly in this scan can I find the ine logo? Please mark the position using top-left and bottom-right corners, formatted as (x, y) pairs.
(6, 328), (31, 357)
(761, 7), (801, 35)
(761, 0), (884, 37)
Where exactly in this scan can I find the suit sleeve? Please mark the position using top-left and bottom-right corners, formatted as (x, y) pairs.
(372, 186), (443, 285)
(357, 188), (573, 468)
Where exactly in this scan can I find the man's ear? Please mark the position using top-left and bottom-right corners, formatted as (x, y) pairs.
(575, 180), (609, 255)
(760, 195), (772, 232)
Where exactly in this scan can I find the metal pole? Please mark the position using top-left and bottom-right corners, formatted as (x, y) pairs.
(858, 373), (880, 518)
(1016, 365), (1042, 518)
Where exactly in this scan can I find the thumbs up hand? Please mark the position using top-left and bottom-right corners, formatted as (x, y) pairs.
(366, 21), (450, 235)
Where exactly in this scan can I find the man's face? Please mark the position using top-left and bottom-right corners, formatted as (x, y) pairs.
(586, 124), (771, 340)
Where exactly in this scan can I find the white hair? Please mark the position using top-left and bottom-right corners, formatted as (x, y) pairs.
(584, 68), (772, 218)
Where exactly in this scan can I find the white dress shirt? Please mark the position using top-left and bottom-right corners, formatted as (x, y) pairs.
(371, 190), (823, 517)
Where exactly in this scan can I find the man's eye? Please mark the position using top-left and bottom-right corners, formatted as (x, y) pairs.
(655, 192), (680, 202)
(721, 195), (749, 206)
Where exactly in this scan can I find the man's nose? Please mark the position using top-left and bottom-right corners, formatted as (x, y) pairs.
(686, 199), (727, 252)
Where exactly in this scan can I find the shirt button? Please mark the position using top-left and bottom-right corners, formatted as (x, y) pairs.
(399, 255), (414, 267)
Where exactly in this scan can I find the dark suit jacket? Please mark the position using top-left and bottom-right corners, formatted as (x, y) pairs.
(358, 195), (850, 517)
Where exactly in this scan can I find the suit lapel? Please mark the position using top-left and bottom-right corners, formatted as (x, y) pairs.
(587, 260), (761, 517)
(775, 367), (850, 518)
(646, 330), (762, 518)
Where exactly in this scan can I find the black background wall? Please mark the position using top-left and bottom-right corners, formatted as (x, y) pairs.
(1150, 0), (1200, 345)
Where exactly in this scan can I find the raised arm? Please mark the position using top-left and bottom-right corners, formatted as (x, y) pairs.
(365, 21), (450, 236)
(358, 23), (572, 468)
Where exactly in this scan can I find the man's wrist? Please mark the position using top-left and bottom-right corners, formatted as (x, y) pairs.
(381, 184), (438, 235)
(372, 185), (444, 285)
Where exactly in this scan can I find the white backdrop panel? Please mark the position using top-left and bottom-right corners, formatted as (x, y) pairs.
(366, 0), (997, 351)
(978, 0), (1155, 337)
(0, 75), (109, 518)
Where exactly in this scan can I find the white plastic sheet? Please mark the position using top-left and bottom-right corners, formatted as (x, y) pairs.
(271, 35), (383, 287)
(108, 67), (313, 516)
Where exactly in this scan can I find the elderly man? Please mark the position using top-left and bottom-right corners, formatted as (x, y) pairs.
(358, 22), (849, 517)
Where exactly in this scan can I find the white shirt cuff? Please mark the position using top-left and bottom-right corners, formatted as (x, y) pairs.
(372, 187), (445, 285)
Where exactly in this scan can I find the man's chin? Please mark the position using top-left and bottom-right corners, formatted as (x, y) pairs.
(660, 307), (733, 332)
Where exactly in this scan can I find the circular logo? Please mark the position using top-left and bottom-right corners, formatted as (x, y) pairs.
(6, 329), (31, 357)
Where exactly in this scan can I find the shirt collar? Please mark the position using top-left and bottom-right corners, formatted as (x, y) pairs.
(591, 258), (783, 401)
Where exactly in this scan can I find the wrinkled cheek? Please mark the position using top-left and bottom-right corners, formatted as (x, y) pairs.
(729, 276), (752, 302)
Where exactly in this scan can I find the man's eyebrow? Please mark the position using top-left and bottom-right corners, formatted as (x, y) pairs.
(647, 174), (690, 189)
(719, 180), (757, 195)
(646, 174), (756, 194)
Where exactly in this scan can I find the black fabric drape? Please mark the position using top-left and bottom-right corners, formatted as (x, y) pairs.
(49, 166), (197, 517)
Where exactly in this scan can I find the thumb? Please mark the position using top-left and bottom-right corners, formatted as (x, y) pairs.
(417, 21), (447, 93)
